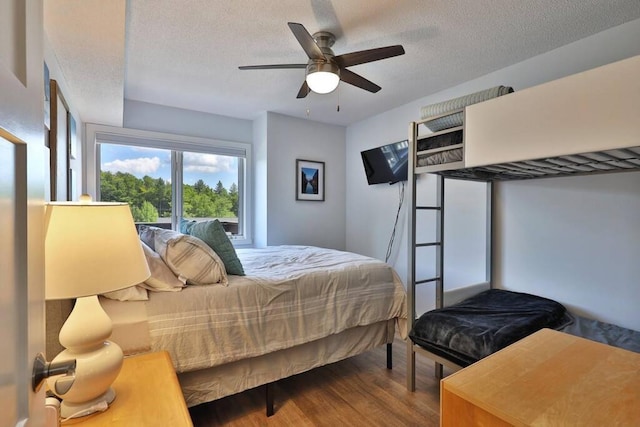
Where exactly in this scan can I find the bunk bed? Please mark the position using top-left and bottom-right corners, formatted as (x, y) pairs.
(406, 54), (640, 389)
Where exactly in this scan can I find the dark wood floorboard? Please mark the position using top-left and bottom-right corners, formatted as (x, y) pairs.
(189, 337), (448, 426)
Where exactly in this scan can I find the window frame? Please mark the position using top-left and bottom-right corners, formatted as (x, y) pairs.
(85, 123), (252, 246)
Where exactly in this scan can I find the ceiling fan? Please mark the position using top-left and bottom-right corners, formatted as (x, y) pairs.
(239, 22), (405, 98)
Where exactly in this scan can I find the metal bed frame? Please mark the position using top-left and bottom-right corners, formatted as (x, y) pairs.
(406, 108), (640, 390)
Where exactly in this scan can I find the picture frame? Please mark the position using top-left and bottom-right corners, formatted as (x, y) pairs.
(44, 62), (50, 130)
(49, 79), (70, 201)
(296, 159), (325, 201)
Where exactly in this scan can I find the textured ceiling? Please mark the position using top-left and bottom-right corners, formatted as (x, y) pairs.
(44, 0), (126, 126)
(45, 0), (640, 127)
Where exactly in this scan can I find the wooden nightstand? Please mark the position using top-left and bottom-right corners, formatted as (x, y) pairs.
(65, 351), (193, 426)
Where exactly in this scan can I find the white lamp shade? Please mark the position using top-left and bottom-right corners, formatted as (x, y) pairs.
(306, 71), (340, 94)
(305, 61), (340, 94)
(45, 200), (150, 300)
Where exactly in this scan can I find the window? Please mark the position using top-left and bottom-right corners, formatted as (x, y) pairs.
(89, 125), (251, 245)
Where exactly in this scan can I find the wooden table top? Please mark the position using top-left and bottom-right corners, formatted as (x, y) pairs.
(65, 351), (193, 427)
(441, 328), (640, 426)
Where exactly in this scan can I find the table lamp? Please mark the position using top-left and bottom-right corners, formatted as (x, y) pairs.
(44, 195), (150, 419)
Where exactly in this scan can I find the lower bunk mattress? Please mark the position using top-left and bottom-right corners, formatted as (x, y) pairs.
(409, 289), (639, 367)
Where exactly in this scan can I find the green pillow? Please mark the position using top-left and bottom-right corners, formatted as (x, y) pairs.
(186, 219), (245, 276)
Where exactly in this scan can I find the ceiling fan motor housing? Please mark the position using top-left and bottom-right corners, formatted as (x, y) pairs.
(308, 31), (338, 71)
(312, 31), (336, 48)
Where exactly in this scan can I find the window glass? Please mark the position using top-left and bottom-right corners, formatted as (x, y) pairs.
(90, 125), (251, 245)
(99, 144), (172, 226)
(182, 152), (240, 235)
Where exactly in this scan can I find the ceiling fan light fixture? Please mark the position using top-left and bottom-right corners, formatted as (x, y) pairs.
(306, 62), (340, 94)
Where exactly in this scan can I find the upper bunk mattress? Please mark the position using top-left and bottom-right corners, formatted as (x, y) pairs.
(409, 289), (572, 367)
(145, 245), (407, 373)
(420, 85), (513, 132)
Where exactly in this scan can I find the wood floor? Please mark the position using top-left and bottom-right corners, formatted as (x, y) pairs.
(189, 337), (449, 426)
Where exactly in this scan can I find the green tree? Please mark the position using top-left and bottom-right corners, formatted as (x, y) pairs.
(214, 180), (228, 197)
(229, 182), (238, 216)
(211, 195), (233, 218)
(154, 177), (172, 218)
(194, 179), (208, 194)
(101, 171), (170, 220)
(131, 200), (158, 222)
(102, 171), (238, 222)
(188, 192), (216, 218)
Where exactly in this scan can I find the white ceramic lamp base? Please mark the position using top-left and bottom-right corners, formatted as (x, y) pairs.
(47, 295), (124, 419)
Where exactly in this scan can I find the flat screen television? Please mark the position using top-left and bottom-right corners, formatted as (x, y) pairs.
(360, 140), (409, 185)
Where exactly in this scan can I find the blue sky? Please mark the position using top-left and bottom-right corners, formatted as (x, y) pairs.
(100, 144), (238, 190)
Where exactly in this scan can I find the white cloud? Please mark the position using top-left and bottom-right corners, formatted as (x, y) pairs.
(103, 157), (161, 175)
(184, 153), (234, 174)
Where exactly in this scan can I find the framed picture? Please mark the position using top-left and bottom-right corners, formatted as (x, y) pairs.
(49, 79), (70, 201)
(44, 62), (50, 130)
(296, 159), (325, 201)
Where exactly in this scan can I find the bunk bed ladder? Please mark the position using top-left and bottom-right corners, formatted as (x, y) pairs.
(406, 114), (495, 392)
(406, 120), (446, 391)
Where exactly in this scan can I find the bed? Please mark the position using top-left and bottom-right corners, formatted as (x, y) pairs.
(408, 289), (640, 371)
(406, 55), (640, 388)
(100, 242), (407, 410)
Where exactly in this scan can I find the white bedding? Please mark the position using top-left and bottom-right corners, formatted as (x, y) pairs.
(143, 245), (407, 373)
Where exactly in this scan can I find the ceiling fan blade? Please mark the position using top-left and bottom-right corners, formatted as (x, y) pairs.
(334, 45), (405, 68)
(340, 69), (381, 93)
(239, 64), (307, 70)
(296, 80), (311, 99)
(288, 22), (325, 61)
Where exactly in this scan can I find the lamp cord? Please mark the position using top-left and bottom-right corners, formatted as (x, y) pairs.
(60, 401), (108, 423)
(385, 181), (405, 263)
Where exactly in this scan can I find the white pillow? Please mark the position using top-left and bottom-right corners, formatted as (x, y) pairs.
(152, 228), (228, 286)
(139, 240), (185, 292)
(102, 285), (148, 301)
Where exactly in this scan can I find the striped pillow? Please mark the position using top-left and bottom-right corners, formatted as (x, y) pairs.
(151, 228), (228, 286)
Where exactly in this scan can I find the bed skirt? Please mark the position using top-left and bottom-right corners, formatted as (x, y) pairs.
(179, 319), (396, 407)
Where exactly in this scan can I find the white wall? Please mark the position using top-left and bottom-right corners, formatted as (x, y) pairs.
(345, 18), (640, 328)
(263, 112), (346, 249)
(495, 172), (640, 331)
(121, 103), (347, 250)
(252, 113), (268, 248)
(123, 99), (253, 143)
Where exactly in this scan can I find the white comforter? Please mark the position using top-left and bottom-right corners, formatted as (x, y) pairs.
(144, 245), (407, 373)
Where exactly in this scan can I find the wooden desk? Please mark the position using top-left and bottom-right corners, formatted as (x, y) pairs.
(67, 351), (193, 427)
(441, 328), (640, 426)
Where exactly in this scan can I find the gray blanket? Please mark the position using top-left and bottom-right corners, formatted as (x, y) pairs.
(409, 289), (640, 367)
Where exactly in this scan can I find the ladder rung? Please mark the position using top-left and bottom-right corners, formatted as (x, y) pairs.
(416, 242), (441, 247)
(416, 206), (441, 210)
(416, 277), (440, 285)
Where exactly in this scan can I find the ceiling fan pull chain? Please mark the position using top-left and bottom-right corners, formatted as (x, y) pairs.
(337, 85), (341, 112)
